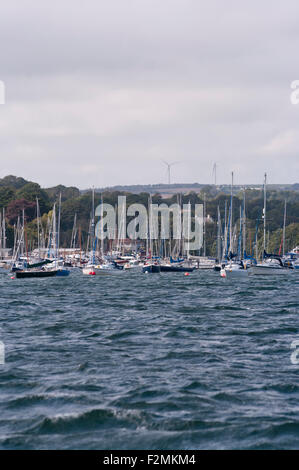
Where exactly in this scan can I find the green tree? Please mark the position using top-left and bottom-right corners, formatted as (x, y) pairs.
(16, 183), (50, 214)
(0, 186), (16, 207)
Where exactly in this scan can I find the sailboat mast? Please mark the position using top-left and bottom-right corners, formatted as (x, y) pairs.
(263, 173), (267, 253)
(2, 208), (6, 252)
(229, 171), (233, 253)
(23, 208), (29, 263)
(238, 205), (242, 259)
(179, 194), (183, 257)
(79, 226), (82, 265)
(187, 201), (191, 259)
(242, 189), (246, 257)
(283, 199), (287, 256)
(13, 219), (18, 261)
(86, 219), (91, 255)
(101, 195), (104, 260)
(223, 200), (227, 259)
(148, 195), (153, 261)
(71, 213), (77, 249)
(203, 193), (206, 257)
(52, 203), (56, 259)
(91, 187), (95, 265)
(57, 193), (62, 261)
(217, 205), (221, 261)
(0, 210), (2, 255)
(36, 198), (40, 258)
(22, 208), (25, 259)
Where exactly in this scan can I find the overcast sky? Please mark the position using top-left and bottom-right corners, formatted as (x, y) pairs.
(0, 0), (298, 188)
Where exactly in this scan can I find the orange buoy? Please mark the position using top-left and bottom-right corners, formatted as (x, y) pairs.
(184, 272), (190, 276)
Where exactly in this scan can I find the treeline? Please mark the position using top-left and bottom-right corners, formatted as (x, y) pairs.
(0, 175), (298, 255)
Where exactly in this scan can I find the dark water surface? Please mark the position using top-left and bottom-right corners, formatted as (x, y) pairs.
(0, 269), (299, 449)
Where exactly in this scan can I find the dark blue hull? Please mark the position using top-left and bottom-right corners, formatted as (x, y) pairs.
(160, 265), (194, 272)
(56, 269), (70, 276)
(143, 265), (161, 273)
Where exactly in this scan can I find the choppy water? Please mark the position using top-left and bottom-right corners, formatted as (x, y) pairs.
(0, 269), (299, 449)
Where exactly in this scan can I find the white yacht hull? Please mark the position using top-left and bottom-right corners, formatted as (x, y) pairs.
(82, 265), (123, 275)
(82, 266), (99, 275)
(250, 265), (291, 275)
(225, 268), (248, 277)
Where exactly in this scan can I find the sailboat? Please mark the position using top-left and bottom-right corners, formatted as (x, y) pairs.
(143, 195), (161, 273)
(222, 173), (248, 277)
(16, 269), (57, 279)
(11, 212), (26, 272)
(250, 174), (292, 276)
(250, 250), (293, 275)
(143, 262), (161, 273)
(283, 246), (299, 270)
(223, 253), (248, 277)
(42, 196), (70, 276)
(54, 194), (70, 276)
(0, 208), (10, 273)
(14, 204), (58, 278)
(214, 205), (223, 271)
(82, 187), (100, 275)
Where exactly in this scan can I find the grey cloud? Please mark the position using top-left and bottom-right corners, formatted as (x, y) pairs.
(0, 0), (298, 187)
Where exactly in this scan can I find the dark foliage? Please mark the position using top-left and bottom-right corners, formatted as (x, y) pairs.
(6, 199), (37, 225)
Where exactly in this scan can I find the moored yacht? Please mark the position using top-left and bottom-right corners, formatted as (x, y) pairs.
(142, 262), (161, 273)
(224, 260), (248, 277)
(250, 253), (293, 275)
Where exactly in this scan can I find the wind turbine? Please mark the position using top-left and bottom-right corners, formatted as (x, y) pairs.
(161, 160), (179, 185)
